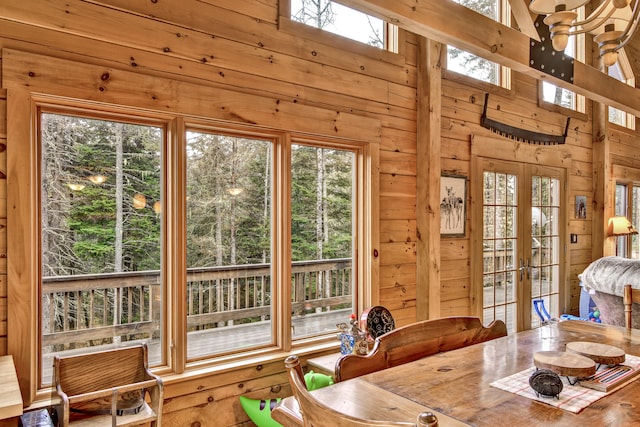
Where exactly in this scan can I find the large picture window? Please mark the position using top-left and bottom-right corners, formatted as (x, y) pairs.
(185, 129), (275, 359)
(5, 58), (379, 406)
(7, 51), (377, 404)
(33, 106), (361, 388)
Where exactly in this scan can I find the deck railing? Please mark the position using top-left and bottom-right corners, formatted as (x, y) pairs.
(42, 258), (352, 350)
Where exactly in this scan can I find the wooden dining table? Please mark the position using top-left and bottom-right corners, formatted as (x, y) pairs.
(0, 355), (23, 425)
(272, 320), (640, 426)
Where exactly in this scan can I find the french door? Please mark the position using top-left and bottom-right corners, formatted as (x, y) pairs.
(475, 158), (565, 333)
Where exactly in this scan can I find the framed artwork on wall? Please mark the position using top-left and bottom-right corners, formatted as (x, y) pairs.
(576, 195), (587, 219)
(440, 174), (467, 237)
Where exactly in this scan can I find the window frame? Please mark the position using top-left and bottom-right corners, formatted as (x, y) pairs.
(444, 0), (512, 89)
(6, 52), (379, 404)
(607, 50), (636, 130)
(37, 105), (172, 381)
(612, 164), (640, 258)
(537, 79), (588, 120)
(280, 0), (400, 54)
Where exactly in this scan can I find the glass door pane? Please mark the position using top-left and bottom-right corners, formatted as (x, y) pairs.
(479, 158), (565, 333)
(530, 173), (561, 328)
(482, 170), (519, 333)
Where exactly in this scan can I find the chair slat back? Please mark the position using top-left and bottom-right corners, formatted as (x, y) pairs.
(284, 355), (421, 427)
(335, 316), (507, 382)
(54, 345), (149, 397)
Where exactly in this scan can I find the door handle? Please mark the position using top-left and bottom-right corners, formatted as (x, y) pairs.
(519, 258), (531, 281)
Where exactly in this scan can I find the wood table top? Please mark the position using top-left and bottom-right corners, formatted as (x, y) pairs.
(274, 321), (640, 427)
(0, 355), (23, 420)
(361, 321), (640, 426)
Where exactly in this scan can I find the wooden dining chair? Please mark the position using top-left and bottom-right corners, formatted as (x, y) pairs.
(623, 284), (640, 329)
(335, 316), (507, 382)
(283, 355), (436, 427)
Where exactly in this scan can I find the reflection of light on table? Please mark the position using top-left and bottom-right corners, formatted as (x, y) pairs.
(0, 355), (23, 420)
(536, 320), (561, 350)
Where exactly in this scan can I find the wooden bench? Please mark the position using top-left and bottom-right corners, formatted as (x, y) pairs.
(52, 344), (163, 427)
(335, 316), (507, 382)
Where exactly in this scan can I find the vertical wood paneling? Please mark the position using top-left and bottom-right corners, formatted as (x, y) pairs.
(0, 0), (613, 424)
(0, 89), (6, 354)
(0, 0), (416, 422)
(440, 74), (592, 318)
(6, 85), (37, 403)
(416, 37), (443, 320)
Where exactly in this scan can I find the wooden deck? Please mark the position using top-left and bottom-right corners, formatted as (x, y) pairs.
(42, 308), (349, 384)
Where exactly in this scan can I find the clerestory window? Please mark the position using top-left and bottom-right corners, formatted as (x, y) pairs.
(540, 8), (585, 112)
(289, 0), (397, 52)
(446, 0), (511, 88)
(607, 51), (636, 129)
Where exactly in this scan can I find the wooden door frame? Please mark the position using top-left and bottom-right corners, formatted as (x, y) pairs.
(470, 135), (571, 329)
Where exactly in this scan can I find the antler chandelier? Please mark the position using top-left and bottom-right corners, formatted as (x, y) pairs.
(529, 0), (640, 66)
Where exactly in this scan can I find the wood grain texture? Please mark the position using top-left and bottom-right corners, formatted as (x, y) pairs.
(339, 0), (640, 116)
(273, 379), (468, 427)
(533, 351), (596, 377)
(368, 321), (640, 425)
(0, 356), (22, 420)
(624, 284), (640, 329)
(52, 344), (163, 427)
(277, 321), (640, 427)
(276, 355), (467, 427)
(566, 341), (626, 365)
(334, 316), (507, 382)
(0, 0), (631, 425)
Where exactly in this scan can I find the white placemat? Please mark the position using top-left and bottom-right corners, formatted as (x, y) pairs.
(490, 354), (640, 413)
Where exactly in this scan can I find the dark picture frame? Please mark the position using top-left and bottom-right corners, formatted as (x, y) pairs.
(576, 195), (587, 219)
(440, 174), (467, 236)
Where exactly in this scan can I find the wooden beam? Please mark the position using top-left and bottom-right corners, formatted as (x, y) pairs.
(592, 91), (610, 260)
(416, 37), (442, 320)
(338, 0), (640, 117)
(507, 0), (540, 42)
(7, 85), (38, 405)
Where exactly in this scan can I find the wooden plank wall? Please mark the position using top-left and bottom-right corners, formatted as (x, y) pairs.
(0, 1), (415, 424)
(0, 86), (5, 355)
(2, 0), (636, 425)
(439, 73), (594, 316)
